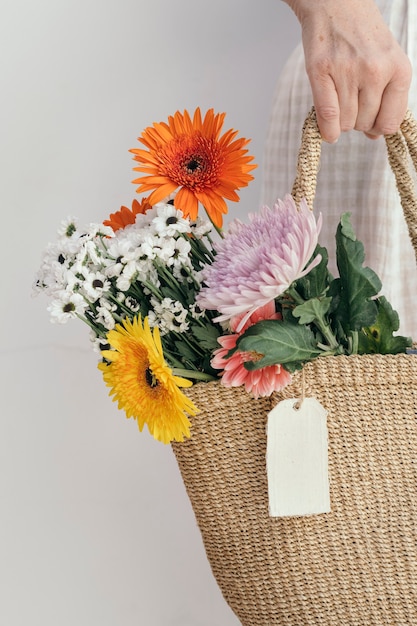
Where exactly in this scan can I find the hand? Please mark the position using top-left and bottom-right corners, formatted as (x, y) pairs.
(284, 0), (412, 142)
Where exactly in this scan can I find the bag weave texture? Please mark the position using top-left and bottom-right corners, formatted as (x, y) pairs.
(172, 110), (417, 626)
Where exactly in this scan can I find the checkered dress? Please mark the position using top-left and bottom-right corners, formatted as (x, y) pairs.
(261, 0), (417, 337)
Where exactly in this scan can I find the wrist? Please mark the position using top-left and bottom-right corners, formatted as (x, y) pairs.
(283, 0), (379, 24)
(282, 0), (327, 21)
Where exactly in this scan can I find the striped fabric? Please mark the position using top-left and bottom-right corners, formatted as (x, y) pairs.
(261, 0), (417, 337)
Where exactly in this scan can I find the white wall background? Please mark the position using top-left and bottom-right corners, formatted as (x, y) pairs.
(1, 1), (301, 624)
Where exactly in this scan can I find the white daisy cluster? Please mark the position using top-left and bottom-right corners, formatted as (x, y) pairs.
(34, 202), (215, 350)
(34, 216), (114, 324)
(148, 297), (189, 335)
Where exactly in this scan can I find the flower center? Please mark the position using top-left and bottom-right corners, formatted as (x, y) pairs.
(63, 302), (75, 313)
(161, 134), (221, 191)
(145, 367), (159, 388)
(185, 157), (202, 173)
(66, 223), (76, 237)
(246, 350), (264, 363)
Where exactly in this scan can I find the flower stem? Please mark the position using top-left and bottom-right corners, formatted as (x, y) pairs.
(204, 207), (224, 239)
(349, 330), (359, 355)
(316, 320), (340, 352)
(287, 284), (341, 352)
(172, 368), (217, 382)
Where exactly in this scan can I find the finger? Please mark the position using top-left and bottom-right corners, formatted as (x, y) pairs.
(371, 79), (409, 135)
(334, 80), (359, 132)
(363, 132), (382, 140)
(309, 74), (341, 143)
(355, 88), (384, 134)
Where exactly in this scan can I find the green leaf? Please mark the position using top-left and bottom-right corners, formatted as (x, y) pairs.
(280, 304), (300, 324)
(334, 212), (381, 331)
(174, 340), (196, 360)
(294, 245), (332, 299)
(236, 319), (322, 371)
(160, 285), (185, 302)
(339, 212), (357, 240)
(358, 296), (412, 354)
(279, 360), (307, 374)
(192, 323), (221, 350)
(293, 297), (332, 325)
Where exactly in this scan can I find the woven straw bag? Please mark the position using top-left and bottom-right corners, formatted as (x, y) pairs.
(172, 109), (417, 626)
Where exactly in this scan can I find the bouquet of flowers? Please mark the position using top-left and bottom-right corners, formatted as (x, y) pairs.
(34, 108), (411, 444)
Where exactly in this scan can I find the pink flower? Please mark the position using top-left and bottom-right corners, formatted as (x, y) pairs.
(197, 195), (322, 331)
(211, 302), (292, 398)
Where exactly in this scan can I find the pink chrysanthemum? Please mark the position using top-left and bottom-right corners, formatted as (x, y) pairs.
(211, 302), (292, 397)
(197, 194), (322, 330)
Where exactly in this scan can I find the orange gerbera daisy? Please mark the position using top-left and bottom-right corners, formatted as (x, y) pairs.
(129, 108), (257, 228)
(103, 197), (151, 232)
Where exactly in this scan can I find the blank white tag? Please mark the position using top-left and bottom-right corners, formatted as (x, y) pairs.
(267, 397), (330, 517)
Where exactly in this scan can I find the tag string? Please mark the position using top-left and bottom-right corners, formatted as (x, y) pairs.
(294, 368), (306, 411)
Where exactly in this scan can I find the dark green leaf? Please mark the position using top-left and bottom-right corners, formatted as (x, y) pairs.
(358, 296), (412, 354)
(174, 340), (196, 360)
(160, 285), (185, 302)
(334, 212), (381, 331)
(327, 278), (342, 314)
(279, 302), (300, 323)
(294, 245), (332, 299)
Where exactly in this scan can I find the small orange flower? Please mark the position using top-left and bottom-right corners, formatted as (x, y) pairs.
(103, 198), (151, 232)
(129, 108), (257, 228)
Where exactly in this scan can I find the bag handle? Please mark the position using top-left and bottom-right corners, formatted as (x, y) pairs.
(291, 107), (417, 262)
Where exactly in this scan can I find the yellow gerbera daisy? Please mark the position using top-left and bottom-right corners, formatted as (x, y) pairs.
(98, 315), (197, 444)
(129, 108), (257, 228)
